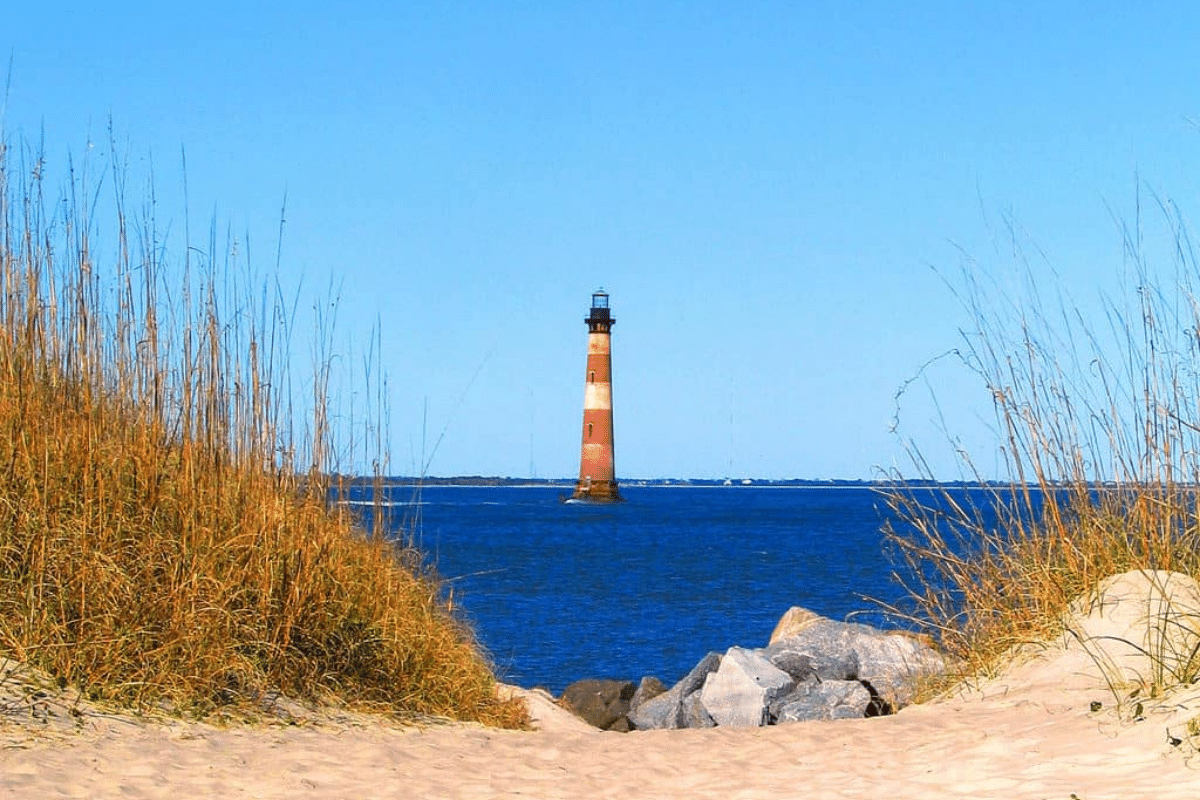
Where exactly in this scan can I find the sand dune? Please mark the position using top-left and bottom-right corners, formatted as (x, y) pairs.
(2, 646), (1198, 799)
(6, 571), (1200, 799)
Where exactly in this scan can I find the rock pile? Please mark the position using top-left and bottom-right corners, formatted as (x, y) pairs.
(558, 608), (946, 731)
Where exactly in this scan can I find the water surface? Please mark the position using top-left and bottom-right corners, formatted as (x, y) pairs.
(356, 484), (909, 693)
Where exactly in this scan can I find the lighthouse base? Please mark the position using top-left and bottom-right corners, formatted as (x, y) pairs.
(569, 479), (622, 503)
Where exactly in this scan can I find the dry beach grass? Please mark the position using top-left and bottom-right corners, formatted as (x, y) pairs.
(882, 207), (1200, 712)
(0, 130), (524, 727)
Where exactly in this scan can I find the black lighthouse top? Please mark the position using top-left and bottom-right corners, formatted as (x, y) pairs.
(586, 289), (615, 332)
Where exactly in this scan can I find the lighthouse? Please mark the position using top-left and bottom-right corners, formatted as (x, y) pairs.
(571, 289), (621, 502)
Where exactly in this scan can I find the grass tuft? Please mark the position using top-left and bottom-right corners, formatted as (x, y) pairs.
(0, 128), (526, 728)
(884, 196), (1200, 702)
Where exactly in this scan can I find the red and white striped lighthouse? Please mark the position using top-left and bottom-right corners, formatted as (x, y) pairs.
(571, 289), (621, 502)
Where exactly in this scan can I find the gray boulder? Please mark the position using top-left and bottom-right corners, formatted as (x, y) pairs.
(765, 613), (944, 708)
(699, 647), (795, 728)
(626, 687), (677, 731)
(628, 651), (721, 730)
(769, 677), (873, 722)
(681, 689), (716, 728)
(768, 636), (858, 682)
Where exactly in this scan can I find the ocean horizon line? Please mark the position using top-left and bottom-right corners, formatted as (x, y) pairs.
(334, 476), (1121, 490)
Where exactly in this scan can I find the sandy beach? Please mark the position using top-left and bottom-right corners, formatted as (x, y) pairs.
(5, 639), (1200, 800)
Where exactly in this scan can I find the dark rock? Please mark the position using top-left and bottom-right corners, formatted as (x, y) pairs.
(769, 651), (817, 682)
(559, 679), (636, 730)
(859, 679), (892, 717)
(627, 652), (722, 730)
(607, 715), (634, 733)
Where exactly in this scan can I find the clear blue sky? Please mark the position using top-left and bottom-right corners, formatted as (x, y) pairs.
(5, 3), (1200, 480)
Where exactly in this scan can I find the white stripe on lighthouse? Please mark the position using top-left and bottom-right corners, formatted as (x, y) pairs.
(583, 383), (612, 409)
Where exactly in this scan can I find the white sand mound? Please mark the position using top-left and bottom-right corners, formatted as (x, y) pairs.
(497, 684), (598, 734)
(1063, 569), (1200, 688)
(967, 570), (1200, 706)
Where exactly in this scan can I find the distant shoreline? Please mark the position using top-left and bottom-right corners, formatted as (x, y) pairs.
(338, 477), (1021, 489)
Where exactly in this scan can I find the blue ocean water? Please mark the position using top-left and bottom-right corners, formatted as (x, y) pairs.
(357, 484), (916, 694)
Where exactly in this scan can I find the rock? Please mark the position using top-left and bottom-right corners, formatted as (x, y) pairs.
(769, 651), (817, 682)
(850, 629), (944, 708)
(626, 688), (677, 730)
(766, 630), (859, 682)
(558, 679), (635, 730)
(629, 676), (667, 712)
(681, 690), (716, 728)
(677, 652), (724, 697)
(699, 647), (795, 728)
(769, 606), (824, 644)
(769, 678), (872, 722)
(628, 652), (721, 730)
(765, 615), (944, 708)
